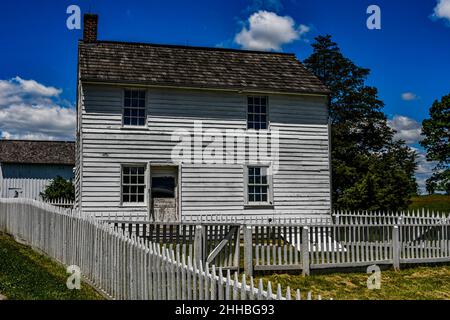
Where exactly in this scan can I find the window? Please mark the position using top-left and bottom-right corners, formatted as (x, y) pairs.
(123, 89), (146, 126)
(122, 165), (146, 204)
(247, 96), (268, 130)
(247, 166), (271, 204)
(151, 176), (175, 198)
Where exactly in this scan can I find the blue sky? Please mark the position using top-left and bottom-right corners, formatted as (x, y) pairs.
(0, 0), (449, 192)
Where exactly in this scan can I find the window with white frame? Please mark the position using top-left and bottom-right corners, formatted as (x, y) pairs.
(247, 166), (271, 204)
(123, 89), (146, 126)
(122, 165), (146, 204)
(247, 96), (268, 130)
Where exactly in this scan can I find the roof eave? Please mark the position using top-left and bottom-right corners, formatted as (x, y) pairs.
(80, 79), (330, 97)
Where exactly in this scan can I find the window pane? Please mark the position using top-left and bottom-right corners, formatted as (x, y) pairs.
(261, 175), (267, 185)
(262, 186), (268, 196)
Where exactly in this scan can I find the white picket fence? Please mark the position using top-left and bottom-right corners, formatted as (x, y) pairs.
(43, 197), (74, 208)
(0, 198), (323, 300)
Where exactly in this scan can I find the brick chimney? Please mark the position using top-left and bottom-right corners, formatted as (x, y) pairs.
(83, 14), (98, 42)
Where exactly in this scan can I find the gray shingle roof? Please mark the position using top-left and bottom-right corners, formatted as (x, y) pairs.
(78, 41), (329, 95)
(0, 140), (75, 166)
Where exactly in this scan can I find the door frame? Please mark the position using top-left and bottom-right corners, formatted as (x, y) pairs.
(147, 162), (182, 221)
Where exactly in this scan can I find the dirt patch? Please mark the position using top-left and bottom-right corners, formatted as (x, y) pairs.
(0, 293), (7, 300)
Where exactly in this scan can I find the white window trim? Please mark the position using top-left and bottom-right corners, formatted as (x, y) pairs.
(120, 163), (148, 207)
(121, 88), (149, 129)
(244, 163), (274, 208)
(246, 95), (270, 131)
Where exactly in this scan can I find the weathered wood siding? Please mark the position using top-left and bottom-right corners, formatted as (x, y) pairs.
(0, 163), (74, 199)
(78, 84), (330, 219)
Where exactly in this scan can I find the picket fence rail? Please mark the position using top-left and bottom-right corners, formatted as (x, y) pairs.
(107, 211), (450, 277)
(43, 197), (74, 208)
(0, 198), (323, 300)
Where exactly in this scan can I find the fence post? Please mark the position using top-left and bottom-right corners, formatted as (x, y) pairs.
(392, 225), (400, 271)
(302, 226), (310, 276)
(243, 225), (253, 277)
(194, 225), (204, 265)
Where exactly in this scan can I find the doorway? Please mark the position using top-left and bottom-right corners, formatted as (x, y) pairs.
(150, 165), (179, 222)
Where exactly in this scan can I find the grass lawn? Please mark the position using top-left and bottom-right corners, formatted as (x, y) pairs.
(0, 233), (104, 300)
(256, 265), (450, 300)
(408, 195), (450, 213)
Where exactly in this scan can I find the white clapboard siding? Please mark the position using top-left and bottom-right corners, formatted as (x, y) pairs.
(78, 85), (331, 219)
(0, 177), (49, 199)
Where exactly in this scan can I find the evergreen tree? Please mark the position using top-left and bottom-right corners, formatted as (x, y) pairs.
(304, 35), (417, 211)
(420, 94), (450, 194)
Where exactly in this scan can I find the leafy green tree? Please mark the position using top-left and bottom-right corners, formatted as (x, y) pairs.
(40, 176), (75, 201)
(420, 94), (450, 194)
(304, 35), (417, 211)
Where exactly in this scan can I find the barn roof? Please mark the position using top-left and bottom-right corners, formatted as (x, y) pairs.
(0, 140), (75, 166)
(78, 40), (329, 95)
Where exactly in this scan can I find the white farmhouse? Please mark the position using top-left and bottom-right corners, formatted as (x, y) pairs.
(76, 14), (331, 221)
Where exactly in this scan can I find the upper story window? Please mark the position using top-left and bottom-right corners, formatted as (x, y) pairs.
(123, 89), (146, 126)
(247, 96), (268, 130)
(122, 165), (146, 204)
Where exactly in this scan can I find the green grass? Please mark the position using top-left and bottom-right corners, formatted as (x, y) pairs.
(408, 195), (450, 212)
(256, 265), (450, 300)
(0, 233), (104, 300)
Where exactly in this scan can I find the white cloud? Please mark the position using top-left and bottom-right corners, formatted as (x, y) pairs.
(235, 11), (309, 51)
(401, 92), (419, 101)
(433, 0), (450, 23)
(0, 77), (75, 141)
(388, 115), (423, 144)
